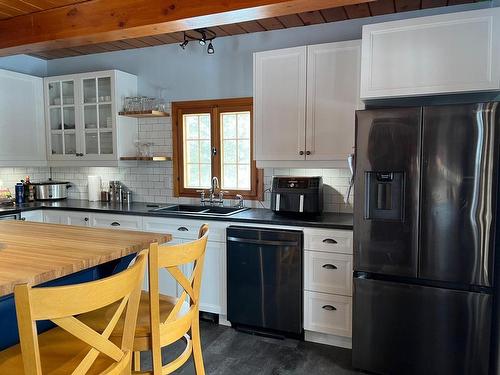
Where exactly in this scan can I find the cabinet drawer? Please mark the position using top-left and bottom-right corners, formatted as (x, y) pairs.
(305, 251), (352, 296)
(91, 214), (142, 231)
(143, 217), (227, 242)
(304, 291), (352, 337)
(304, 229), (353, 254)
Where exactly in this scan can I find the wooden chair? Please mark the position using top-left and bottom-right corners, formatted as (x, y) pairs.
(0, 249), (148, 375)
(81, 224), (209, 374)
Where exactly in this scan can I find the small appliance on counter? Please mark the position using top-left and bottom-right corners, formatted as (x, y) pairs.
(270, 176), (323, 215)
(34, 180), (70, 201)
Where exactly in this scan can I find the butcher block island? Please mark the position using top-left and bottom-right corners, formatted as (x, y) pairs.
(0, 221), (171, 297)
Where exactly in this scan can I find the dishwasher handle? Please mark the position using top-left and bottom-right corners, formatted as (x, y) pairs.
(227, 236), (299, 247)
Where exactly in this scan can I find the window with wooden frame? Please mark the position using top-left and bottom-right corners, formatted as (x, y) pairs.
(172, 98), (263, 200)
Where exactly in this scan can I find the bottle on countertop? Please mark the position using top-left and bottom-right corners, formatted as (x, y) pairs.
(15, 182), (25, 204)
(24, 176), (35, 202)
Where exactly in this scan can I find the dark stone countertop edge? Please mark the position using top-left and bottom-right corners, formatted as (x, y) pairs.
(0, 200), (353, 230)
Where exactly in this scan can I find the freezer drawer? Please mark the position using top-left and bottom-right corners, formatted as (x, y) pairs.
(353, 278), (492, 375)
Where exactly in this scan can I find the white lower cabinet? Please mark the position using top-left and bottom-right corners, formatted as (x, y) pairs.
(20, 210), (44, 222)
(199, 241), (226, 315)
(142, 216), (228, 315)
(303, 228), (353, 347)
(304, 291), (352, 337)
(91, 213), (142, 230)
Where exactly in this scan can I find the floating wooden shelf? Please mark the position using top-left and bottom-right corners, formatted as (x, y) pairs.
(120, 156), (172, 161)
(118, 110), (170, 118)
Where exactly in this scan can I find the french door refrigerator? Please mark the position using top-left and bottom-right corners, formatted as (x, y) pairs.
(353, 103), (500, 375)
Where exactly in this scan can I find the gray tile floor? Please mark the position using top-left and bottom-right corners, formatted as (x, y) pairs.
(140, 321), (365, 374)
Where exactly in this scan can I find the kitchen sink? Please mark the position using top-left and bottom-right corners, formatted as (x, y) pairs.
(150, 204), (249, 216)
(155, 204), (208, 213)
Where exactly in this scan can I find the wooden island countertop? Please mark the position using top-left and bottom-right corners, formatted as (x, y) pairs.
(0, 221), (171, 297)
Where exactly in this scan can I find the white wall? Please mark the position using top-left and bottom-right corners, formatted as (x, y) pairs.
(0, 55), (47, 77)
(45, 2), (494, 101)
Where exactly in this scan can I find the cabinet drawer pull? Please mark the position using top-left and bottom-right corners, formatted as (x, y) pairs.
(178, 226), (189, 231)
(322, 264), (337, 270)
(299, 151), (304, 155)
(110, 221), (121, 226)
(322, 238), (337, 244)
(322, 305), (337, 311)
(84, 217), (89, 222)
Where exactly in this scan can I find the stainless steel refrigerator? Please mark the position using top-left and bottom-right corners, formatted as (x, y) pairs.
(352, 103), (500, 375)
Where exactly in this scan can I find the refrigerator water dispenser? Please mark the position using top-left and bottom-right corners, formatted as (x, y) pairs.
(364, 172), (405, 221)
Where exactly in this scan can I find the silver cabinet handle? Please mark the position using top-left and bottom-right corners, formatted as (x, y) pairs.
(322, 264), (337, 270)
(110, 222), (121, 226)
(322, 238), (337, 244)
(322, 305), (337, 311)
(178, 227), (189, 231)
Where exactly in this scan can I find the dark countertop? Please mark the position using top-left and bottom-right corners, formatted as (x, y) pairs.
(0, 199), (353, 230)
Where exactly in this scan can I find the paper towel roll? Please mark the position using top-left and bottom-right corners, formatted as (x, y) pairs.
(88, 175), (102, 202)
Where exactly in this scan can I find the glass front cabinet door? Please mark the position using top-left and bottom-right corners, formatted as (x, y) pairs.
(45, 72), (117, 161)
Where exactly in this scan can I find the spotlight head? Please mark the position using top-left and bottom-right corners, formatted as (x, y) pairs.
(199, 31), (207, 46)
(207, 42), (215, 55)
(179, 40), (188, 49)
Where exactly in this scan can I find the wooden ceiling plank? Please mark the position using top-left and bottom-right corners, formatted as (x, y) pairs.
(208, 25), (230, 37)
(297, 10), (325, 26)
(394, 0), (421, 12)
(137, 35), (167, 46)
(218, 23), (248, 35)
(0, 0), (41, 13)
(320, 6), (348, 22)
(368, 0), (395, 15)
(119, 38), (151, 48)
(421, 0), (447, 7)
(447, 0), (473, 4)
(277, 13), (304, 28)
(151, 32), (180, 43)
(256, 17), (284, 30)
(238, 20), (266, 32)
(344, 3), (371, 18)
(0, 0), (374, 56)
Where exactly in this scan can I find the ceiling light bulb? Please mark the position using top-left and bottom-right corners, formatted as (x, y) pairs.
(199, 31), (207, 46)
(207, 42), (215, 55)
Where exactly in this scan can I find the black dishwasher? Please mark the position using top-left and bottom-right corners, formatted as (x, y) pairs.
(227, 226), (303, 337)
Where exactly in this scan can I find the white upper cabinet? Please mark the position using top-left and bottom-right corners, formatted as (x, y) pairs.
(254, 46), (307, 161)
(360, 8), (500, 99)
(44, 70), (138, 166)
(0, 69), (46, 166)
(254, 41), (361, 166)
(306, 41), (361, 161)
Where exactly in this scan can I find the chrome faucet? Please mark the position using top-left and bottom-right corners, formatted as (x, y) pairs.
(209, 177), (219, 205)
(210, 177), (219, 195)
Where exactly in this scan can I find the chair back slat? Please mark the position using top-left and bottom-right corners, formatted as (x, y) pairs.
(14, 250), (148, 375)
(147, 224), (209, 374)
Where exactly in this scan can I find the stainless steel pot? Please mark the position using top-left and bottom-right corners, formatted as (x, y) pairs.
(34, 180), (70, 200)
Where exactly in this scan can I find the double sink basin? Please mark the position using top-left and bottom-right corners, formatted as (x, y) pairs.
(149, 204), (249, 217)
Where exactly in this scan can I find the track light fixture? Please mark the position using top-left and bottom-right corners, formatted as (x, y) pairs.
(207, 42), (215, 55)
(179, 28), (216, 54)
